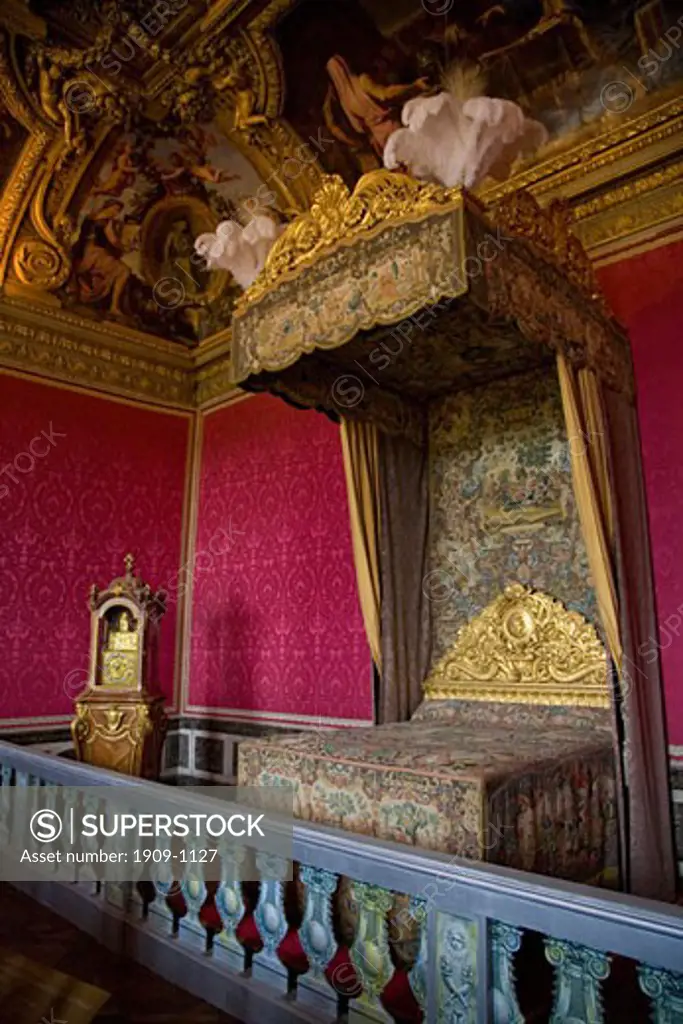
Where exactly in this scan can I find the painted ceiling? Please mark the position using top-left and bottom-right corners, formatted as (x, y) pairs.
(0, 0), (682, 348)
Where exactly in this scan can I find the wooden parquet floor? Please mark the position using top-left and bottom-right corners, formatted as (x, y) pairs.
(0, 883), (242, 1023)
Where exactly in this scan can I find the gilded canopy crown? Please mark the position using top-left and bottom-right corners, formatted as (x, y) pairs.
(423, 584), (609, 708)
(236, 169), (468, 311)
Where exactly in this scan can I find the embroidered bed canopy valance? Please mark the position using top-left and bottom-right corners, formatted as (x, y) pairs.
(231, 170), (631, 436)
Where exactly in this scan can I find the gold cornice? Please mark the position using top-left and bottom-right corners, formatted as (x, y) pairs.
(480, 95), (683, 204)
(195, 351), (238, 410)
(0, 299), (194, 409)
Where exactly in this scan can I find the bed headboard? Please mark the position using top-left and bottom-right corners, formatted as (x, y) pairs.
(423, 584), (609, 708)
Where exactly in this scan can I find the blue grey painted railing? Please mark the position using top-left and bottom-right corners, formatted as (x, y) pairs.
(1, 739), (682, 1024)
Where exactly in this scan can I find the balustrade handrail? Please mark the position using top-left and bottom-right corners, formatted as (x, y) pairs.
(1, 738), (682, 977)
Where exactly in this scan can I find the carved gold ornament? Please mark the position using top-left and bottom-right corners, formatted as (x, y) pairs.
(238, 170), (466, 310)
(423, 584), (609, 707)
(493, 190), (608, 314)
(13, 238), (70, 290)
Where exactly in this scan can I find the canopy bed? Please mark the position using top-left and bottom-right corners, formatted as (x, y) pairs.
(227, 170), (675, 902)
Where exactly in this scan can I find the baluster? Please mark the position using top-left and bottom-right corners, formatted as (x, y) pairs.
(638, 965), (683, 1023)
(408, 898), (429, 1012)
(490, 923), (525, 1024)
(180, 840), (207, 941)
(299, 866), (337, 979)
(350, 882), (393, 1010)
(236, 880), (264, 973)
(324, 875), (363, 1021)
(544, 939), (611, 1024)
(0, 768), (10, 848)
(152, 837), (187, 936)
(381, 894), (426, 1023)
(77, 791), (103, 891)
(216, 844), (246, 953)
(276, 865), (310, 998)
(199, 881), (224, 954)
(436, 913), (478, 1024)
(254, 852), (288, 966)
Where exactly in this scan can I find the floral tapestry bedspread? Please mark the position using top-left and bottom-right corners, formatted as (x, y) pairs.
(237, 701), (617, 883)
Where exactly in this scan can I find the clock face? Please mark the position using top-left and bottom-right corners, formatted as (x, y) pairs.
(102, 650), (136, 687)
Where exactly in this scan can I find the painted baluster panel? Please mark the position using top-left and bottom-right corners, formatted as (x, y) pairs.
(490, 922), (525, 1024)
(180, 841), (208, 942)
(408, 898), (429, 1013)
(299, 866), (337, 979)
(254, 852), (288, 964)
(350, 881), (393, 1011)
(216, 844), (247, 954)
(436, 913), (478, 1024)
(544, 939), (611, 1024)
(638, 965), (683, 1023)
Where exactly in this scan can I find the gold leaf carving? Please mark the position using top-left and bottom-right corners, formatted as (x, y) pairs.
(238, 170), (465, 310)
(423, 584), (609, 708)
(13, 238), (69, 289)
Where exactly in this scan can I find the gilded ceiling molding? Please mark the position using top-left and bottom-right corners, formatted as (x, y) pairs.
(480, 95), (683, 203)
(0, 300), (194, 408)
(0, 131), (51, 286)
(194, 351), (238, 410)
(574, 172), (683, 255)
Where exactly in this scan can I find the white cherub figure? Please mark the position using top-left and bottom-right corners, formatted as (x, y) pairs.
(383, 67), (548, 190)
(195, 215), (282, 290)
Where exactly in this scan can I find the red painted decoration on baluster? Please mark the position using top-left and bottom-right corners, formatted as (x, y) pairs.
(324, 946), (363, 999)
(199, 882), (223, 950)
(277, 927), (310, 975)
(380, 966), (424, 1023)
(236, 910), (265, 953)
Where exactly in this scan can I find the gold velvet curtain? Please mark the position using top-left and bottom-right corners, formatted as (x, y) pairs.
(557, 353), (676, 902)
(340, 419), (382, 669)
(340, 418), (431, 723)
(557, 356), (622, 673)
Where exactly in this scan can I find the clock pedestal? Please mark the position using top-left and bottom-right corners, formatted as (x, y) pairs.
(71, 554), (168, 781)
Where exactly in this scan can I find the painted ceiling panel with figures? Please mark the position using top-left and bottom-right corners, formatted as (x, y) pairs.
(0, 0), (682, 356)
(278, 0), (683, 184)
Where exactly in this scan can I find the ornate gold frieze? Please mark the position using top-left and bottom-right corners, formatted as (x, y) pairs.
(0, 304), (194, 408)
(423, 584), (609, 708)
(195, 351), (238, 409)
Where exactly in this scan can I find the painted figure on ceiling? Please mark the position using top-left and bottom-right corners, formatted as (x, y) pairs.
(68, 200), (136, 317)
(324, 54), (430, 158)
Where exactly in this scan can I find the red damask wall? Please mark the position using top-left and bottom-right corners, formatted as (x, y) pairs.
(0, 373), (190, 726)
(188, 394), (373, 725)
(598, 239), (683, 749)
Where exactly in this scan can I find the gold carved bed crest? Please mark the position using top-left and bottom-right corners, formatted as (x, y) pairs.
(423, 584), (609, 708)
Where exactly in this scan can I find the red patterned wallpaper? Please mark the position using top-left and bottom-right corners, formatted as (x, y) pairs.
(0, 373), (190, 725)
(188, 395), (373, 724)
(599, 240), (683, 748)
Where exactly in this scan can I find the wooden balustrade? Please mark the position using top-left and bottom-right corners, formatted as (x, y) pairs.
(1, 741), (682, 1024)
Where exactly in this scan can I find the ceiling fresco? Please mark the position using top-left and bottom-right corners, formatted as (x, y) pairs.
(278, 0), (683, 183)
(0, 0), (681, 352)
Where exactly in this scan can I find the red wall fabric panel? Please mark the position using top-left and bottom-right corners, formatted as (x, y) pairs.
(0, 373), (189, 723)
(599, 242), (683, 747)
(189, 394), (372, 723)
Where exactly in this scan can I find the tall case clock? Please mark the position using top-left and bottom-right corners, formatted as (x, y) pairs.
(71, 554), (168, 779)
